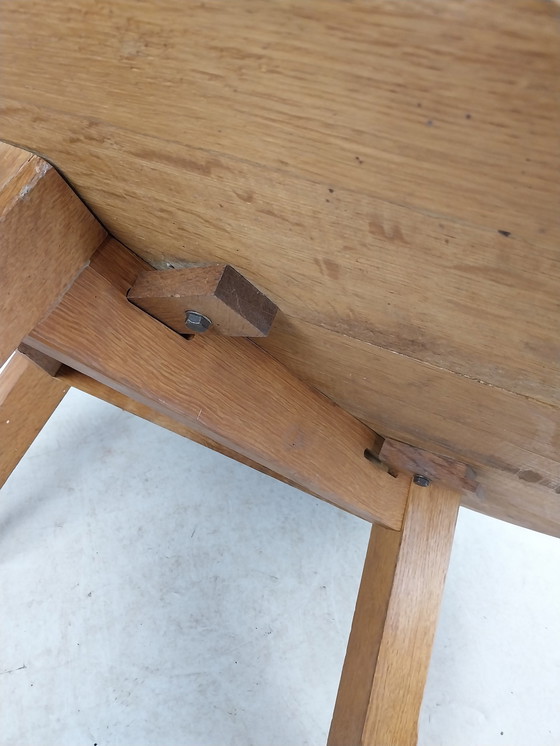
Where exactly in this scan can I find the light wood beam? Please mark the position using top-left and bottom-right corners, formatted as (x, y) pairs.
(0, 142), (106, 366)
(59, 365), (560, 538)
(328, 480), (460, 746)
(0, 351), (68, 488)
(57, 364), (318, 498)
(26, 239), (410, 528)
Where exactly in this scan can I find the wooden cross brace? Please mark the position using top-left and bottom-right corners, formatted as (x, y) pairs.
(1, 141), (468, 744)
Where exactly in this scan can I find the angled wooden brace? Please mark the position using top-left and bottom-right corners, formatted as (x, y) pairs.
(24, 237), (409, 527)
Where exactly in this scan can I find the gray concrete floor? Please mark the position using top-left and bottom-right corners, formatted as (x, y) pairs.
(0, 389), (559, 746)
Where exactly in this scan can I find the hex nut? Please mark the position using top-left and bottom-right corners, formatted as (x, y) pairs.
(185, 310), (213, 333)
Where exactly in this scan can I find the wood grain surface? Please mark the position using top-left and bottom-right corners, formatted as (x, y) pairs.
(1, 0), (558, 535)
(0, 142), (106, 366)
(27, 240), (409, 528)
(328, 481), (460, 745)
(58, 364), (560, 538)
(260, 317), (560, 501)
(0, 352), (68, 488)
(2, 98), (558, 404)
(57, 365), (318, 498)
(0, 0), (558, 392)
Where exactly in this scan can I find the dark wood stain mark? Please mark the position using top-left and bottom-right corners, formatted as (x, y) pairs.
(518, 469), (543, 483)
(257, 207), (303, 228)
(313, 256), (340, 281)
(322, 258), (340, 281)
(134, 150), (229, 177)
(368, 219), (405, 244)
(234, 190), (254, 203)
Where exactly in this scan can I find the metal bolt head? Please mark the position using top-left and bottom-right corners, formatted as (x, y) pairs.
(185, 310), (212, 333)
(413, 474), (431, 488)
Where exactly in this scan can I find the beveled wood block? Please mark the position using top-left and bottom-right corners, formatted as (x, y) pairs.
(128, 264), (278, 337)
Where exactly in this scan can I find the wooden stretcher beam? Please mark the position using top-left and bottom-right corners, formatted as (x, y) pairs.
(57, 364), (318, 498)
(328, 480), (460, 746)
(58, 363), (560, 538)
(0, 350), (68, 488)
(25, 238), (410, 528)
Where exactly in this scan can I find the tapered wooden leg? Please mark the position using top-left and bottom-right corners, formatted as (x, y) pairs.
(328, 480), (460, 746)
(0, 350), (68, 488)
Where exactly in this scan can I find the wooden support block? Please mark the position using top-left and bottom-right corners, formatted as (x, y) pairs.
(328, 480), (460, 746)
(128, 264), (278, 337)
(0, 142), (107, 366)
(378, 437), (478, 493)
(0, 351), (68, 488)
(26, 239), (409, 528)
(18, 343), (63, 377)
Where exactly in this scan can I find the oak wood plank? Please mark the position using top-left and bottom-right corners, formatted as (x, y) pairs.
(0, 142), (106, 366)
(57, 364), (316, 498)
(1, 0), (559, 404)
(463, 470), (560, 539)
(261, 316), (560, 500)
(1, 0), (558, 539)
(58, 365), (560, 538)
(1, 0), (557, 246)
(2, 100), (558, 408)
(0, 351), (68, 488)
(328, 481), (460, 746)
(4, 117), (558, 535)
(26, 240), (409, 528)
